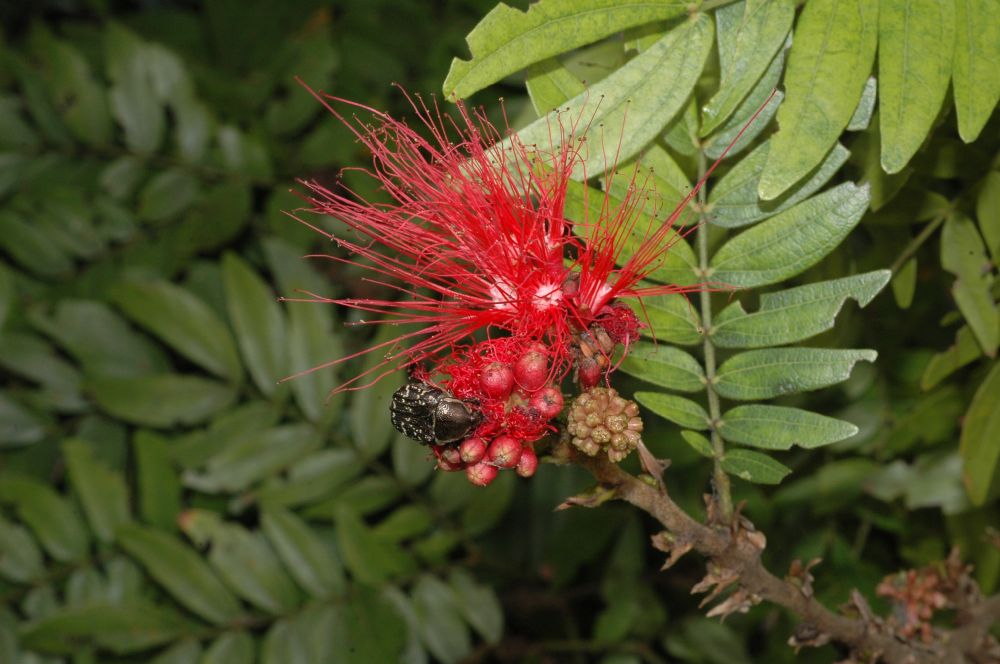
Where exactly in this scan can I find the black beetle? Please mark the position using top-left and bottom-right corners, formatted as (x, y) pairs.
(390, 381), (481, 445)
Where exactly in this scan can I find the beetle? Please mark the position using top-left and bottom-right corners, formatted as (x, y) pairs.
(390, 380), (482, 445)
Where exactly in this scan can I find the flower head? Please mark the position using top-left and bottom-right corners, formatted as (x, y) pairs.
(288, 83), (700, 393)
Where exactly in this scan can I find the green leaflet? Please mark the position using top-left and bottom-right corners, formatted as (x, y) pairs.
(635, 392), (710, 430)
(619, 342), (705, 392)
(223, 253), (289, 398)
(892, 258), (917, 309)
(111, 279), (243, 383)
(27, 28), (112, 147)
(18, 603), (191, 655)
(373, 505), (434, 543)
(105, 24), (165, 155)
(708, 141), (850, 228)
(710, 182), (870, 288)
(449, 570), (504, 645)
(0, 394), (46, 447)
(712, 270), (890, 348)
(0, 262), (11, 332)
(29, 300), (167, 378)
(715, 348), (877, 400)
(203, 632), (254, 664)
(258, 448), (365, 509)
(720, 449), (790, 484)
(133, 431), (181, 531)
(610, 144), (696, 228)
(847, 76), (877, 131)
(636, 293), (701, 346)
(758, 0), (877, 199)
(700, 0), (793, 136)
(681, 430), (715, 458)
(525, 58), (586, 116)
(88, 374), (237, 428)
(412, 574), (473, 662)
(941, 215), (999, 356)
(960, 361), (1000, 505)
(63, 440), (130, 543)
(116, 524), (243, 625)
(921, 325), (983, 390)
(263, 238), (341, 424)
(443, 0), (689, 98)
(350, 325), (407, 458)
(0, 210), (70, 278)
(334, 506), (415, 586)
(137, 169), (201, 223)
(301, 476), (403, 521)
(878, 0), (955, 173)
(180, 511), (301, 615)
(183, 425), (322, 494)
(953, 0), (1000, 142)
(702, 50), (784, 161)
(338, 588), (408, 664)
(977, 170), (1000, 261)
(150, 639), (201, 663)
(0, 515), (44, 583)
(720, 405), (858, 449)
(514, 14), (713, 179)
(261, 506), (346, 599)
(563, 180), (698, 286)
(0, 476), (89, 563)
(0, 333), (80, 413)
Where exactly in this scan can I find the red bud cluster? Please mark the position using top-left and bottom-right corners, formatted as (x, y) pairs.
(427, 337), (566, 486)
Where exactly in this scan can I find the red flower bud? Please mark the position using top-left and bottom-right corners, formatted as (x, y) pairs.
(479, 362), (514, 398)
(459, 436), (487, 464)
(515, 350), (548, 391)
(438, 445), (462, 466)
(530, 386), (564, 419)
(577, 356), (602, 389)
(516, 445), (538, 478)
(436, 445), (465, 471)
(487, 434), (522, 468)
(466, 461), (498, 486)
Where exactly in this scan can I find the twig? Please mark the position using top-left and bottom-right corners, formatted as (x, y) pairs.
(889, 214), (947, 276)
(573, 452), (1000, 664)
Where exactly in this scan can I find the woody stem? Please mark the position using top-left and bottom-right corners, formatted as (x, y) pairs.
(696, 149), (733, 521)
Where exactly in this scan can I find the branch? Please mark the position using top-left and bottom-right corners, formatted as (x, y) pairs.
(572, 451), (1000, 664)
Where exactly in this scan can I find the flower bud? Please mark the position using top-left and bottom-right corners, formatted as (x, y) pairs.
(436, 445), (464, 471)
(516, 445), (538, 478)
(515, 350), (548, 391)
(577, 356), (602, 389)
(459, 436), (487, 464)
(439, 445), (462, 465)
(530, 386), (564, 419)
(466, 461), (498, 486)
(479, 362), (514, 398)
(487, 434), (522, 468)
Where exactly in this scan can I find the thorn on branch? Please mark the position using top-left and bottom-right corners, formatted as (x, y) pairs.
(788, 622), (831, 653)
(651, 531), (693, 570)
(636, 440), (669, 490)
(787, 558), (822, 599)
(554, 483), (618, 511)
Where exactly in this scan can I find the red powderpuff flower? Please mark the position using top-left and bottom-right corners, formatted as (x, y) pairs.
(285, 81), (766, 392)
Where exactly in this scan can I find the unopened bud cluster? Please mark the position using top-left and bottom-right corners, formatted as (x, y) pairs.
(567, 387), (643, 462)
(876, 569), (949, 643)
